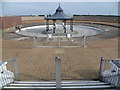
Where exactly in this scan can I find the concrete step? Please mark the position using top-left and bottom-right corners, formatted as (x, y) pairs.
(3, 85), (113, 89)
(9, 82), (108, 86)
(2, 80), (114, 89)
(14, 80), (102, 84)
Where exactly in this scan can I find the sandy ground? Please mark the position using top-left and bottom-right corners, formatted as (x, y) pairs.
(2, 36), (118, 81)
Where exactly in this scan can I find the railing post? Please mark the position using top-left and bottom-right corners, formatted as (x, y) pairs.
(99, 57), (105, 80)
(117, 69), (120, 88)
(33, 36), (37, 47)
(12, 57), (19, 80)
(83, 35), (86, 48)
(55, 56), (61, 90)
(58, 34), (61, 47)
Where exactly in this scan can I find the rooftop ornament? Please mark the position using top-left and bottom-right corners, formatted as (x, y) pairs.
(45, 4), (74, 33)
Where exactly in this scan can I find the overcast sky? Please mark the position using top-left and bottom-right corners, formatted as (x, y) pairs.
(2, 0), (120, 2)
(1, 1), (119, 16)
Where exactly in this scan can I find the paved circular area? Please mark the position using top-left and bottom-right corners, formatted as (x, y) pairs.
(2, 37), (118, 80)
(16, 25), (103, 38)
(2, 23), (118, 80)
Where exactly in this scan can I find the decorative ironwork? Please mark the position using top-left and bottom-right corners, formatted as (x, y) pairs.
(44, 4), (74, 34)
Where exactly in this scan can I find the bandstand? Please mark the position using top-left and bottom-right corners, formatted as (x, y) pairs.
(15, 5), (103, 48)
(44, 4), (74, 33)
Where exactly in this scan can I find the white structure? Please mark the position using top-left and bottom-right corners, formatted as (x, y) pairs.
(1, 57), (117, 89)
(66, 34), (71, 39)
(100, 58), (120, 88)
(82, 35), (86, 48)
(0, 61), (14, 88)
(47, 34), (52, 41)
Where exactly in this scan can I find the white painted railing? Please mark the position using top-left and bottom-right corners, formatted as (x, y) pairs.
(0, 61), (14, 89)
(33, 34), (86, 48)
(99, 58), (120, 88)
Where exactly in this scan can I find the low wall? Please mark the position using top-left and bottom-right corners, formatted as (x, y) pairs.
(0, 16), (22, 29)
(21, 16), (45, 24)
(74, 16), (119, 23)
(1, 16), (118, 31)
(21, 16), (119, 27)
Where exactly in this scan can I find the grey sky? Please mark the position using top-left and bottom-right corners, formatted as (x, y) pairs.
(1, 2), (119, 16)
(3, 0), (120, 2)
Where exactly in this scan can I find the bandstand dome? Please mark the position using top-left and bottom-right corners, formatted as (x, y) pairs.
(45, 5), (73, 20)
(44, 4), (74, 33)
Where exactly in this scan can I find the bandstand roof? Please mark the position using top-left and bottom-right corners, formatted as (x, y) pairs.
(45, 5), (73, 20)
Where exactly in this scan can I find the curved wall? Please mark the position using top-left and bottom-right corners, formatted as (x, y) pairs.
(0, 16), (22, 29)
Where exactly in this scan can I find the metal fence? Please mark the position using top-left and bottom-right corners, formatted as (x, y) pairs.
(99, 58), (120, 88)
(33, 34), (86, 48)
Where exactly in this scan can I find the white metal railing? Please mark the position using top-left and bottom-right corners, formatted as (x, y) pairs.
(0, 61), (14, 88)
(99, 58), (120, 88)
(33, 34), (86, 48)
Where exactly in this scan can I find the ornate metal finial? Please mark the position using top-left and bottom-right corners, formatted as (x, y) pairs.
(59, 3), (61, 7)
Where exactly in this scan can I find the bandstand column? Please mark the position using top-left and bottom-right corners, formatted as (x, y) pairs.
(70, 19), (73, 32)
(53, 20), (56, 33)
(46, 20), (49, 31)
(63, 20), (66, 33)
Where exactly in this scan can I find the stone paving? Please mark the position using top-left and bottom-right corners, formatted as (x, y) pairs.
(2, 36), (118, 81)
(1, 23), (119, 81)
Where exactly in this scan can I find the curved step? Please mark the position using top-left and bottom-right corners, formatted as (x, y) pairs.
(3, 80), (114, 89)
(9, 82), (108, 86)
(14, 80), (101, 84)
(3, 85), (112, 89)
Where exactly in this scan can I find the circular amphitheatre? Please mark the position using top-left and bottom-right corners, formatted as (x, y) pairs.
(16, 5), (103, 38)
(16, 25), (103, 38)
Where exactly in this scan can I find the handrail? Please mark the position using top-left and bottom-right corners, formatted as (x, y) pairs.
(0, 61), (6, 66)
(99, 57), (120, 88)
(0, 61), (14, 88)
